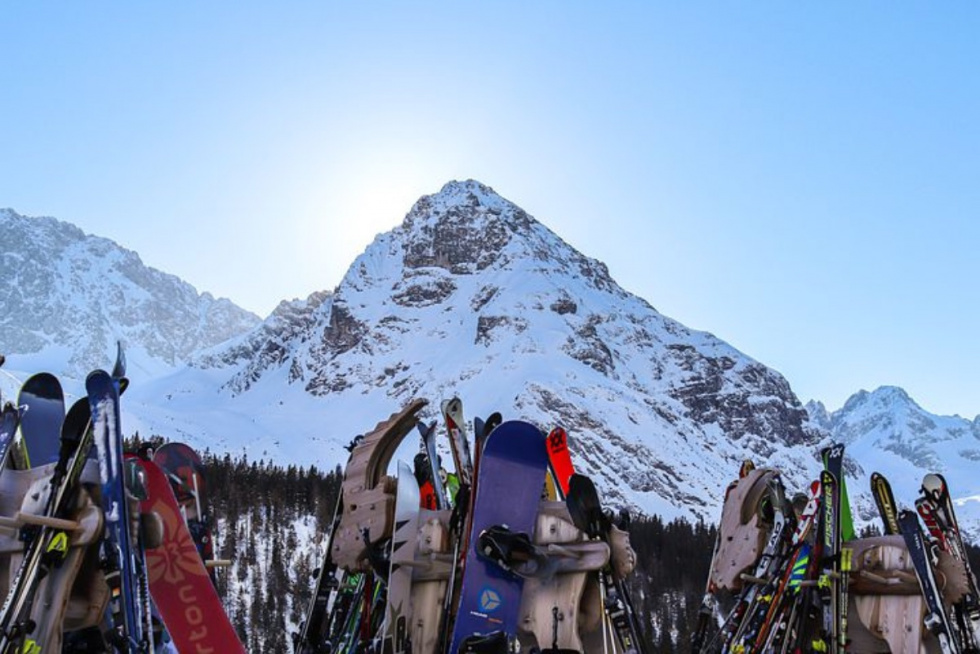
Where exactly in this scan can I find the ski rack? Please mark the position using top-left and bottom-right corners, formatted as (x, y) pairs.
(331, 398), (427, 572)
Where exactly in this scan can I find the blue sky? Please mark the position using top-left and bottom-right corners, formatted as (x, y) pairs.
(2, 3), (978, 417)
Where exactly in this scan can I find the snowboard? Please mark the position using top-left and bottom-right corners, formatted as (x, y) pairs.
(17, 372), (65, 466)
(447, 420), (548, 654)
(136, 456), (246, 653)
(153, 442), (216, 577)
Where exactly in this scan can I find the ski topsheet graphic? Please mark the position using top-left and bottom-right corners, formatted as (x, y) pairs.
(87, 369), (150, 651)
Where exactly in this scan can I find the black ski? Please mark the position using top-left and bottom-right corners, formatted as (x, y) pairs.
(919, 473), (980, 651)
(898, 509), (960, 654)
(87, 369), (149, 652)
(295, 454), (349, 653)
(870, 472), (900, 535)
(567, 473), (649, 654)
(0, 402), (20, 473)
(0, 397), (94, 653)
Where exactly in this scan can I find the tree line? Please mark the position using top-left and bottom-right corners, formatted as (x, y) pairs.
(128, 435), (980, 653)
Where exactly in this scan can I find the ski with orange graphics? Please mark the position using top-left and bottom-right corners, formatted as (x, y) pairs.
(137, 456), (246, 653)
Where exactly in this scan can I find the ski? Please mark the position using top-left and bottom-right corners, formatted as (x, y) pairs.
(419, 420), (448, 510)
(545, 427), (574, 500)
(0, 396), (94, 653)
(871, 472), (901, 535)
(0, 402), (20, 473)
(442, 397), (473, 487)
(380, 461), (420, 654)
(820, 443), (852, 654)
(567, 473), (649, 654)
(919, 473), (980, 651)
(87, 369), (150, 652)
(898, 509), (960, 654)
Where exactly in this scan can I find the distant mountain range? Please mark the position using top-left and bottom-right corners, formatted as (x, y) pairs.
(1, 183), (977, 536)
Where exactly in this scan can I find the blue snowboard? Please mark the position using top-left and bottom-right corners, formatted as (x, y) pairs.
(17, 372), (65, 466)
(448, 420), (548, 654)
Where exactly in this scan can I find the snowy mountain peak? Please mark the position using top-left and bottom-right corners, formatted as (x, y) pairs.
(807, 386), (980, 537)
(385, 179), (617, 298)
(0, 208), (261, 388)
(187, 180), (821, 518)
(841, 385), (917, 415)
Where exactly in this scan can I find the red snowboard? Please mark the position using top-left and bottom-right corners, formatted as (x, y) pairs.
(136, 458), (246, 653)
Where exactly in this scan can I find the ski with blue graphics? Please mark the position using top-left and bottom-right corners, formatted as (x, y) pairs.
(898, 509), (960, 654)
(17, 372), (65, 467)
(447, 420), (548, 654)
(87, 369), (151, 652)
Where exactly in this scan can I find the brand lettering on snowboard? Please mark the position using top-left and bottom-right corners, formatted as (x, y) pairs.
(178, 584), (216, 652)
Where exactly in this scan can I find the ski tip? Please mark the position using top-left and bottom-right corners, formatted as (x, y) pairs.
(111, 340), (127, 379)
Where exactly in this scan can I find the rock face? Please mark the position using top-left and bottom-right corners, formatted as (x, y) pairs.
(0, 208), (261, 379)
(195, 180), (822, 518)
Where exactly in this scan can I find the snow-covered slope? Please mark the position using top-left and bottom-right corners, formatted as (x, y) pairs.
(148, 180), (823, 519)
(0, 208), (260, 394)
(3, 186), (976, 537)
(806, 387), (980, 538)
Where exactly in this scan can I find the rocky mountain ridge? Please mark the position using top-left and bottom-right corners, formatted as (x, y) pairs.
(1, 186), (976, 535)
(0, 207), (260, 385)
(805, 387), (980, 529)
(167, 180), (824, 517)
